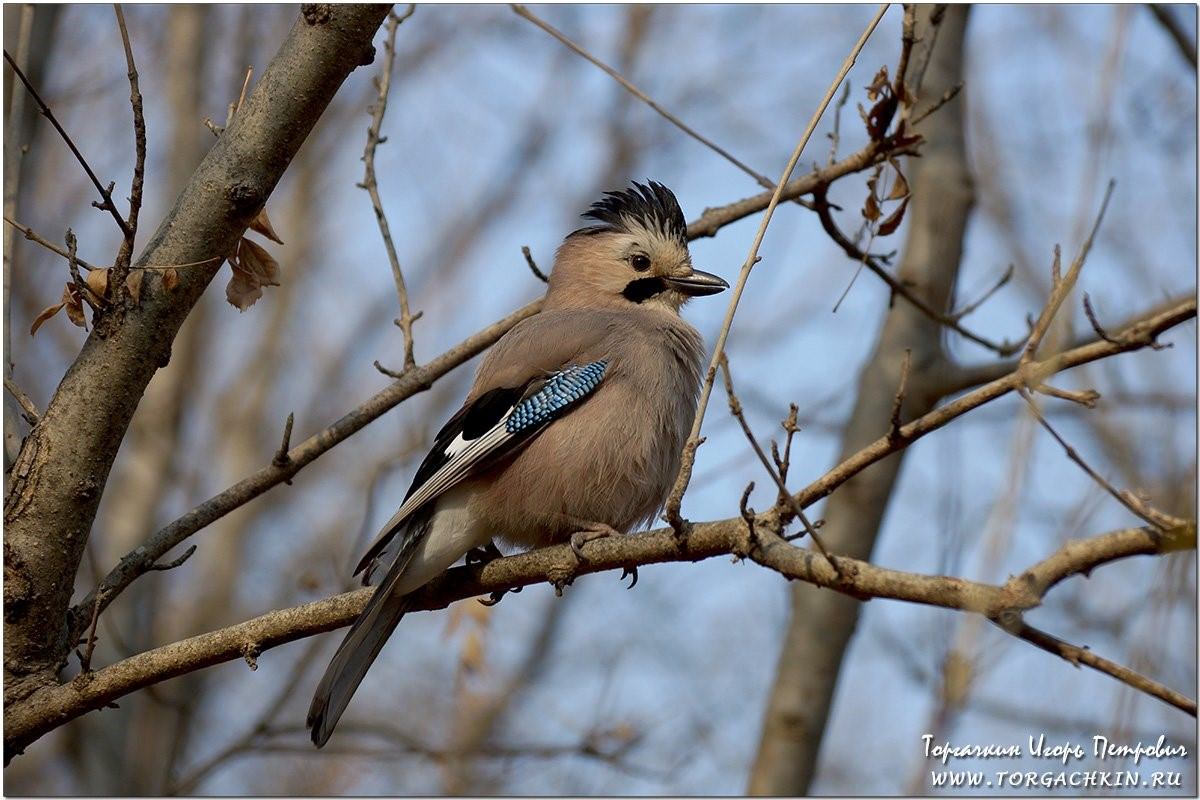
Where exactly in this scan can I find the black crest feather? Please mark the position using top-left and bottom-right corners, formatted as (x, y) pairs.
(573, 180), (687, 246)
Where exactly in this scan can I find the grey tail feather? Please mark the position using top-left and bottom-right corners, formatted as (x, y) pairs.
(307, 565), (412, 747)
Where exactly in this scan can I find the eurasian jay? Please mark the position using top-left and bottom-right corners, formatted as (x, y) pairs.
(307, 181), (727, 747)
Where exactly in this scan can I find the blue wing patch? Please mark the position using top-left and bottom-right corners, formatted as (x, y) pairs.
(356, 359), (609, 578)
(507, 360), (608, 433)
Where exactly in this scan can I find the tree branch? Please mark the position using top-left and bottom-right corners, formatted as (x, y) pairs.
(360, 5), (420, 372)
(1147, 4), (1197, 67)
(4, 3), (392, 707)
(2, 49), (131, 237)
(666, 4), (889, 531)
(109, 4), (147, 292)
(7, 520), (1190, 760)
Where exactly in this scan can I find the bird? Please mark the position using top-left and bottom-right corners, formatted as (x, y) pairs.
(307, 180), (727, 747)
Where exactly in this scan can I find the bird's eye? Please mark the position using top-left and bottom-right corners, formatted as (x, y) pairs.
(630, 254), (651, 272)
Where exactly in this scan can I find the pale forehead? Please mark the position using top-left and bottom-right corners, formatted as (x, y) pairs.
(612, 221), (690, 259)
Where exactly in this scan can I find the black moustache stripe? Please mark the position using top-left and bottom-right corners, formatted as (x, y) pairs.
(622, 277), (668, 303)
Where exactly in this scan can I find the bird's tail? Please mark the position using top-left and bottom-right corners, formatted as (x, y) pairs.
(306, 562), (412, 747)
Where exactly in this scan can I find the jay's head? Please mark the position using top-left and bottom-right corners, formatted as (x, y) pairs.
(547, 181), (728, 313)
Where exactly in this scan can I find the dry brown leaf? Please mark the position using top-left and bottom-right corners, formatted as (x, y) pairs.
(238, 238), (281, 286)
(865, 66), (890, 101)
(878, 196), (910, 236)
(29, 301), (65, 336)
(225, 264), (263, 311)
(124, 270), (144, 305)
(224, 237), (281, 311)
(862, 191), (881, 223)
(62, 283), (87, 329)
(84, 268), (110, 303)
(250, 206), (284, 244)
(886, 158), (909, 200)
(162, 267), (179, 292)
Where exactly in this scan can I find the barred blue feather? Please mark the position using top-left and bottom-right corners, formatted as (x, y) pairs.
(507, 361), (608, 433)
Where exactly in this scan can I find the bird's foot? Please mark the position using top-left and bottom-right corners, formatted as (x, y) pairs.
(478, 584), (523, 607)
(466, 541), (503, 566)
(569, 522), (621, 561)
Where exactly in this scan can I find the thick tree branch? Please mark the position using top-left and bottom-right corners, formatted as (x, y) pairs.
(6, 520), (1190, 760)
(4, 3), (392, 706)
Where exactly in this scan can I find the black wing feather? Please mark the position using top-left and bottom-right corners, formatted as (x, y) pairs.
(353, 380), (548, 578)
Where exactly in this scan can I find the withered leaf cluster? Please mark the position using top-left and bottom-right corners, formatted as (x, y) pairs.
(862, 157), (911, 237)
(225, 207), (285, 311)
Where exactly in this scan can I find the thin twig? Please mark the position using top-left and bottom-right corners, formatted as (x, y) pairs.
(361, 6), (420, 371)
(888, 348), (913, 440)
(665, 4), (890, 534)
(65, 229), (85, 300)
(1017, 181), (1117, 406)
(909, 81), (963, 127)
(522, 245), (548, 283)
(1021, 180), (1116, 364)
(273, 412), (294, 468)
(826, 80), (852, 165)
(813, 184), (1021, 355)
(234, 65), (253, 117)
(894, 4), (918, 116)
(3, 5), (35, 389)
(1020, 390), (1184, 531)
(147, 545), (197, 572)
(1147, 4), (1197, 67)
(2, 50), (131, 237)
(3, 217), (98, 270)
(4, 375), (40, 425)
(1081, 292), (1122, 345)
(78, 590), (107, 673)
(110, 4), (147, 291)
(950, 263), (1013, 321)
(1004, 618), (1196, 715)
(4, 218), (220, 273)
(719, 355), (836, 566)
(510, 4), (815, 210)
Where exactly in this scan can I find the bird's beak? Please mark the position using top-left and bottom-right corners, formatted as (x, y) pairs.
(666, 269), (729, 297)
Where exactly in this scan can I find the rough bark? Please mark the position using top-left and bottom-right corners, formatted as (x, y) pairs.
(748, 6), (975, 793)
(3, 3), (390, 705)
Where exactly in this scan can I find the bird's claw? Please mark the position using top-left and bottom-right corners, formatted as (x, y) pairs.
(466, 541), (503, 566)
(551, 574), (574, 597)
(477, 584), (523, 607)
(620, 565), (639, 589)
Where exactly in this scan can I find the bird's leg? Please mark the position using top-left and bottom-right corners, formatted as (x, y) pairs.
(568, 520), (621, 561)
(465, 540), (503, 566)
(564, 519), (638, 590)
